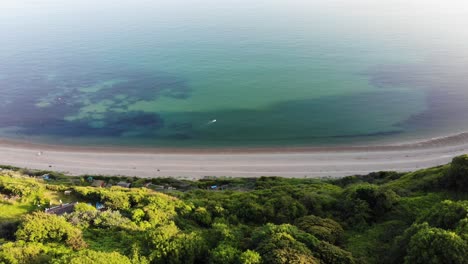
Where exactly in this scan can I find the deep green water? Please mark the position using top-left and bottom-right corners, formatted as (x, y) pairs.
(1, 0), (468, 147)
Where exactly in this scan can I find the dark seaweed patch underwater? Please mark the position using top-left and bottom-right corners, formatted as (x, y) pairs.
(0, 65), (190, 138)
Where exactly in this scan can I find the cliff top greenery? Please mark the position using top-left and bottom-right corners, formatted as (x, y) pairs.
(1, 155), (468, 264)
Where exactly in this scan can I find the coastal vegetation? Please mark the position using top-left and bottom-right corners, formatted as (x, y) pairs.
(0, 155), (468, 263)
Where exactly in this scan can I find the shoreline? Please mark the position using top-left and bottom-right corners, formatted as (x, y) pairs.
(2, 131), (468, 153)
(1, 132), (468, 178)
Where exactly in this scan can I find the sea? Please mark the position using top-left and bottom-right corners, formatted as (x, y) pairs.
(1, 0), (468, 148)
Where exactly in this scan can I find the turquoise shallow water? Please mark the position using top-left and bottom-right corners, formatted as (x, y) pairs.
(1, 0), (468, 147)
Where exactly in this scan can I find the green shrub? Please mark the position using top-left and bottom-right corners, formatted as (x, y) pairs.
(446, 155), (468, 191)
(314, 241), (355, 264)
(405, 226), (468, 264)
(295, 215), (344, 244)
(15, 212), (87, 250)
(54, 249), (132, 264)
(418, 200), (468, 230)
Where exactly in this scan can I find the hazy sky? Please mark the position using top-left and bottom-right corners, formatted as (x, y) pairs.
(1, 0), (468, 56)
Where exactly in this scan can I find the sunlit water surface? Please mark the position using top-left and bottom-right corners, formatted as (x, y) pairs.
(1, 0), (468, 147)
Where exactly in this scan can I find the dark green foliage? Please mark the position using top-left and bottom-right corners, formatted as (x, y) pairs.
(191, 207), (212, 227)
(447, 155), (468, 191)
(387, 223), (431, 264)
(0, 165), (21, 171)
(341, 184), (399, 225)
(456, 218), (468, 240)
(209, 243), (241, 264)
(72, 187), (101, 202)
(295, 215), (344, 244)
(0, 221), (20, 241)
(314, 241), (355, 264)
(418, 200), (468, 229)
(265, 193), (307, 224)
(335, 171), (404, 187)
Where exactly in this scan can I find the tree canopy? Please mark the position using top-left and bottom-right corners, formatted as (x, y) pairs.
(1, 155), (468, 263)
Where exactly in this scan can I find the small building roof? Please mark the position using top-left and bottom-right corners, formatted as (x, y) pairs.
(45, 202), (78, 215)
(91, 180), (106, 187)
(116, 182), (131, 188)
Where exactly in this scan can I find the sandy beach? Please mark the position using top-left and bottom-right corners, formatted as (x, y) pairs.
(1, 133), (468, 179)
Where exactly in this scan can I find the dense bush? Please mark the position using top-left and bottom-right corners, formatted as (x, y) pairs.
(54, 249), (132, 264)
(295, 215), (344, 244)
(314, 241), (355, 264)
(15, 212), (87, 250)
(0, 241), (71, 264)
(0, 175), (43, 198)
(101, 189), (131, 210)
(405, 226), (468, 264)
(418, 200), (468, 229)
(2, 155), (468, 263)
(340, 184), (399, 226)
(446, 154), (468, 191)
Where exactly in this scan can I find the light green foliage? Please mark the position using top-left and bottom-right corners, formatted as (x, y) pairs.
(15, 212), (87, 250)
(143, 194), (188, 225)
(129, 189), (148, 204)
(239, 250), (262, 264)
(3, 155), (468, 264)
(131, 208), (145, 223)
(53, 249), (132, 264)
(66, 210), (99, 229)
(391, 193), (446, 224)
(0, 174), (44, 200)
(130, 244), (150, 264)
(384, 166), (448, 193)
(101, 190), (130, 210)
(209, 243), (241, 264)
(253, 224), (319, 264)
(74, 203), (97, 212)
(92, 210), (135, 230)
(147, 221), (207, 263)
(211, 223), (237, 242)
(405, 226), (468, 264)
(0, 241), (71, 264)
